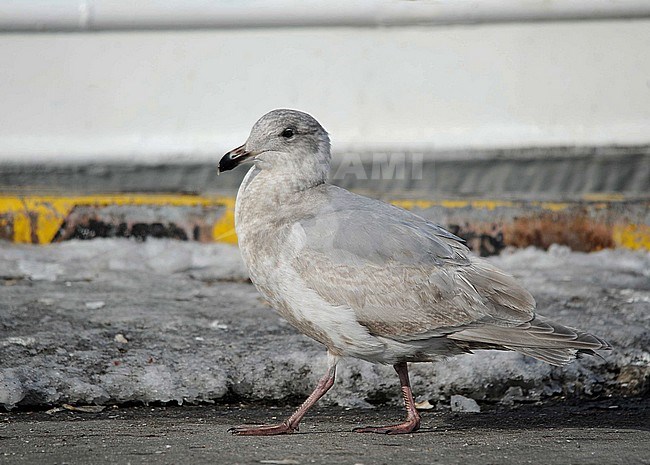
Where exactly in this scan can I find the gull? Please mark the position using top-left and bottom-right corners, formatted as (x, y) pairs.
(218, 109), (610, 436)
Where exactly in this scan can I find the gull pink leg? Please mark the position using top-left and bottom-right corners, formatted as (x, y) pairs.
(229, 353), (338, 436)
(354, 362), (421, 434)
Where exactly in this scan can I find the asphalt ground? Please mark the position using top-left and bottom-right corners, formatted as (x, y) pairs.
(1, 399), (648, 465)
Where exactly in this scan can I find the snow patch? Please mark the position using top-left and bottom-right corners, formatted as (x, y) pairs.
(450, 395), (481, 413)
(0, 240), (648, 409)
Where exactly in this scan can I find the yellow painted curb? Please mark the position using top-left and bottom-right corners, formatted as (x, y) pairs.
(391, 199), (575, 212)
(612, 224), (650, 251)
(0, 194), (648, 251)
(0, 194), (237, 245)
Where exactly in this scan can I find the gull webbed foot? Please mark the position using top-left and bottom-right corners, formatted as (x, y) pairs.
(228, 422), (296, 436)
(353, 418), (421, 435)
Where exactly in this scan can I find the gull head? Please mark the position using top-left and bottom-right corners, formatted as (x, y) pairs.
(219, 109), (331, 182)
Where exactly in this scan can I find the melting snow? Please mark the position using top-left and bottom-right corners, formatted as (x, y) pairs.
(0, 239), (648, 409)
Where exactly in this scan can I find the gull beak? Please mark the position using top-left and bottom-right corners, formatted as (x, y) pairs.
(218, 144), (256, 173)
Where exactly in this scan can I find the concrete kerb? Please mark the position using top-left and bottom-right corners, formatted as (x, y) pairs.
(0, 194), (648, 254)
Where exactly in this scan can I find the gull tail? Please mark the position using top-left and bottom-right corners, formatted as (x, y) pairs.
(449, 316), (611, 366)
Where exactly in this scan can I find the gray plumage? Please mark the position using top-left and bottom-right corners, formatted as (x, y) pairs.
(228, 109), (610, 367)
(221, 109), (611, 436)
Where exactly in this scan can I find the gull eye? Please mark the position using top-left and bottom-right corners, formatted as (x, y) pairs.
(281, 128), (295, 139)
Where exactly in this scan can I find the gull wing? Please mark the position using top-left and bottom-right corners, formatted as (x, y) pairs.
(290, 187), (536, 340)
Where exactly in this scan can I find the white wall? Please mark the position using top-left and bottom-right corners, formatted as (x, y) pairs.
(1, 19), (649, 163)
